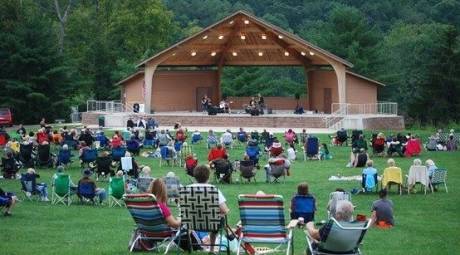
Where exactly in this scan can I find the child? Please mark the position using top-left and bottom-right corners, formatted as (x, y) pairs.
(290, 183), (316, 223)
(319, 143), (331, 160)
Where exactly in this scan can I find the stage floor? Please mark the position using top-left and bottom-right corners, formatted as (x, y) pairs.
(82, 111), (405, 130)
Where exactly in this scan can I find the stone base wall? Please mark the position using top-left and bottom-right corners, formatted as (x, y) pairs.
(363, 116), (405, 130)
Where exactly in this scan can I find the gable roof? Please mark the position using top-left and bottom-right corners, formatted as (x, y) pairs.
(346, 71), (386, 86)
(137, 10), (353, 68)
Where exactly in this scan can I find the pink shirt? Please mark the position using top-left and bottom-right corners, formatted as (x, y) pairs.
(158, 202), (171, 218)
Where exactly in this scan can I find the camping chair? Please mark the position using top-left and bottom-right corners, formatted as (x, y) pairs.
(381, 167), (403, 195)
(81, 148), (97, 167)
(56, 149), (72, 167)
(213, 159), (232, 184)
(174, 142), (183, 166)
(305, 217), (372, 255)
(191, 133), (202, 144)
(430, 168), (448, 193)
(127, 140), (141, 156)
(111, 147), (127, 162)
(95, 156), (114, 180)
(327, 192), (352, 219)
(245, 145), (260, 165)
(207, 136), (219, 149)
(1, 157), (20, 179)
(108, 177), (125, 207)
(51, 174), (72, 206)
(406, 165), (429, 194)
(160, 146), (175, 167)
(179, 185), (230, 254)
(336, 130), (348, 146)
(95, 134), (109, 148)
(304, 137), (319, 161)
(122, 131), (132, 141)
(77, 182), (97, 204)
(239, 160), (256, 183)
(164, 176), (181, 203)
(236, 194), (297, 255)
(36, 144), (54, 167)
(269, 161), (286, 183)
(351, 130), (363, 144)
(137, 177), (154, 193)
(291, 195), (316, 223)
(124, 194), (181, 253)
(19, 143), (34, 167)
(361, 173), (378, 193)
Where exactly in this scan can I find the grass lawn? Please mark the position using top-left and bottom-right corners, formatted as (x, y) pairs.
(1, 128), (460, 255)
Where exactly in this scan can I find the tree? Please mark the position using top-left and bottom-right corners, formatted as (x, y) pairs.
(378, 23), (460, 124)
(0, 1), (71, 123)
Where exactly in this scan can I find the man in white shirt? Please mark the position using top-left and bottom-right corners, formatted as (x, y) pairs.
(220, 129), (233, 147)
(187, 165), (229, 252)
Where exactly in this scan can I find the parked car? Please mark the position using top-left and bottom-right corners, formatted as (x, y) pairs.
(0, 108), (13, 127)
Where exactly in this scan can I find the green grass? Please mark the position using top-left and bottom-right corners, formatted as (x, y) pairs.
(1, 129), (460, 255)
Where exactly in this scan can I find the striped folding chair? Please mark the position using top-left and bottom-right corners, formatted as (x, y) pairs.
(237, 194), (297, 255)
(124, 194), (180, 253)
(179, 185), (230, 254)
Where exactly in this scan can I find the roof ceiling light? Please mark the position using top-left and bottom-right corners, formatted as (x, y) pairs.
(218, 35), (224, 40)
(309, 51), (315, 56)
(232, 51), (238, 56)
(301, 51), (306, 56)
(244, 20), (250, 24)
(172, 52), (176, 56)
(211, 51), (217, 56)
(229, 20), (234, 25)
(191, 51), (197, 56)
(284, 51), (290, 56)
(278, 34), (284, 39)
(240, 35), (246, 40)
(202, 35), (208, 40)
(258, 51), (264, 57)
(261, 34), (267, 40)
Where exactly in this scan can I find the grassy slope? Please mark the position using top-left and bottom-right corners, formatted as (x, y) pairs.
(1, 129), (460, 255)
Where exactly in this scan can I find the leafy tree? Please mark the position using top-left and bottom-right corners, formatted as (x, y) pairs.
(0, 1), (71, 123)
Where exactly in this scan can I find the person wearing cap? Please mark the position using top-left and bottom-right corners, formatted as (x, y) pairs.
(78, 169), (107, 203)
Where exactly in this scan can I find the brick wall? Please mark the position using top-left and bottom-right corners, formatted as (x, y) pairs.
(363, 116), (405, 130)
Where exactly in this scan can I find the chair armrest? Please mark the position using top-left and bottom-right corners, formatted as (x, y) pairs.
(287, 219), (298, 229)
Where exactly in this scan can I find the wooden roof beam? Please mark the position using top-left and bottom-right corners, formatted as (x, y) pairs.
(217, 18), (242, 67)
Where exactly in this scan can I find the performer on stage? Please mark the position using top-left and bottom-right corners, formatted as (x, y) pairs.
(257, 93), (264, 108)
(201, 95), (210, 112)
(219, 97), (231, 113)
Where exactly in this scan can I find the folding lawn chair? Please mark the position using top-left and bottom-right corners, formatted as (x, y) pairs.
(268, 161), (286, 183)
(124, 193), (181, 253)
(77, 182), (97, 204)
(160, 146), (175, 167)
(164, 176), (181, 203)
(52, 174), (72, 206)
(406, 165), (430, 194)
(236, 194), (297, 255)
(108, 177), (125, 207)
(290, 194), (316, 223)
(56, 149), (72, 167)
(304, 137), (319, 161)
(20, 173), (42, 201)
(430, 168), (448, 193)
(179, 185), (230, 254)
(305, 218), (371, 255)
(112, 147), (127, 162)
(137, 177), (154, 193)
(19, 143), (34, 167)
(382, 167), (403, 195)
(36, 144), (55, 167)
(239, 160), (256, 183)
(327, 192), (352, 219)
(95, 156), (114, 180)
(81, 148), (97, 167)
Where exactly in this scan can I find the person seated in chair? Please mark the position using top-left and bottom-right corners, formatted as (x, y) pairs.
(362, 160), (378, 192)
(185, 154), (198, 177)
(211, 154), (233, 184)
(404, 135), (422, 157)
(187, 165), (229, 253)
(372, 189), (394, 228)
(269, 140), (283, 157)
(21, 168), (49, 201)
(78, 141), (90, 160)
(175, 128), (187, 143)
(306, 200), (356, 250)
(52, 166), (78, 193)
(250, 130), (259, 142)
(319, 143), (332, 160)
(291, 182), (316, 223)
(264, 154), (291, 182)
(348, 148), (369, 168)
(207, 129), (218, 148)
(208, 144), (227, 162)
(148, 179), (181, 228)
(372, 133), (386, 156)
(2, 152), (20, 179)
(220, 129), (233, 148)
(157, 129), (172, 147)
(352, 134), (367, 153)
(78, 169), (107, 204)
(78, 128), (94, 147)
(237, 128), (248, 143)
(126, 135), (142, 156)
(446, 134), (458, 151)
(0, 187), (17, 216)
(119, 152), (140, 179)
(284, 129), (296, 146)
(191, 130), (202, 144)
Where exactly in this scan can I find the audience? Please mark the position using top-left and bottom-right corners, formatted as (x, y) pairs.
(208, 143), (227, 162)
(78, 169), (107, 204)
(372, 189), (394, 228)
(290, 182), (316, 222)
(220, 129), (233, 148)
(362, 160), (378, 192)
(348, 148), (369, 168)
(21, 168), (49, 201)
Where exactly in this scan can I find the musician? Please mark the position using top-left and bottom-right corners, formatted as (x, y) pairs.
(257, 93), (265, 108)
(201, 95), (210, 112)
(249, 97), (257, 108)
(219, 98), (230, 113)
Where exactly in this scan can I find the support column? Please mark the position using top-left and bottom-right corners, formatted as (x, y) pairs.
(216, 66), (222, 102)
(331, 62), (347, 104)
(144, 62), (157, 113)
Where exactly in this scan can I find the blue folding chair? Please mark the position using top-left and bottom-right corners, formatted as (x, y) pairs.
(112, 147), (126, 162)
(57, 149), (72, 166)
(304, 136), (319, 160)
(290, 194), (316, 223)
(81, 149), (97, 166)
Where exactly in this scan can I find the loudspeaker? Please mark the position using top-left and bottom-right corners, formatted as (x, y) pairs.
(267, 108), (273, 114)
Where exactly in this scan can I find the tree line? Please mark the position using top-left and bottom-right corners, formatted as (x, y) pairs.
(0, 0), (459, 125)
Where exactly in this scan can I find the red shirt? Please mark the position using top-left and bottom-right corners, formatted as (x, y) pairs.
(208, 148), (227, 161)
(158, 201), (171, 218)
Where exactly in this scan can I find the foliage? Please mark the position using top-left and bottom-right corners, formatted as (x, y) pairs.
(1, 0), (459, 124)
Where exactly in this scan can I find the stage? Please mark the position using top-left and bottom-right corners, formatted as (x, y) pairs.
(81, 111), (405, 130)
